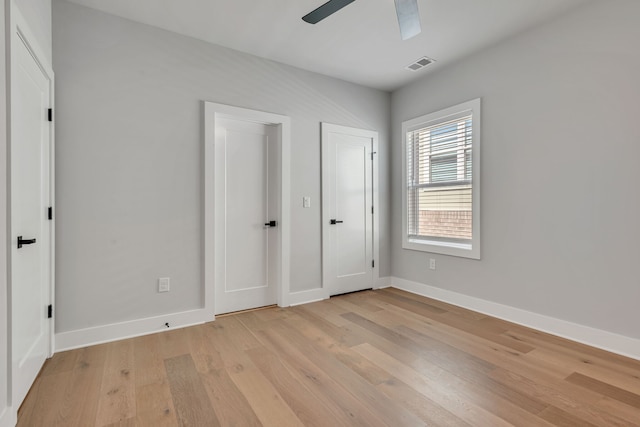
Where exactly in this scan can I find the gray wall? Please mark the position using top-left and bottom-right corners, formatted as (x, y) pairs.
(391, 0), (640, 339)
(53, 0), (390, 333)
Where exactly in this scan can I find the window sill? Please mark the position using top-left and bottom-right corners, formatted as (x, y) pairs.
(403, 238), (480, 260)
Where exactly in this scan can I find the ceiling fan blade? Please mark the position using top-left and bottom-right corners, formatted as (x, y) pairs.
(394, 0), (421, 40)
(302, 0), (356, 24)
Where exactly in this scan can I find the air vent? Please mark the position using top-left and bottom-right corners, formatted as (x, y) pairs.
(405, 56), (435, 72)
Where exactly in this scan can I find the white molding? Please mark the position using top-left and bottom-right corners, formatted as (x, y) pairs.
(0, 407), (16, 427)
(55, 309), (211, 352)
(371, 130), (380, 289)
(374, 276), (391, 289)
(203, 101), (291, 313)
(391, 277), (640, 361)
(288, 288), (328, 306)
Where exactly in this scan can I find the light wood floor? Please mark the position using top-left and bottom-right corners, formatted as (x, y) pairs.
(18, 288), (640, 426)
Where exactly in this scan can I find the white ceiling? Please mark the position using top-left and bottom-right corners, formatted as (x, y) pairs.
(63, 0), (589, 91)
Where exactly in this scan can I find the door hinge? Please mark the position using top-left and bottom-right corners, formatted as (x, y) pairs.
(372, 260), (375, 268)
(47, 304), (53, 319)
(48, 206), (53, 220)
(371, 206), (374, 214)
(47, 108), (53, 122)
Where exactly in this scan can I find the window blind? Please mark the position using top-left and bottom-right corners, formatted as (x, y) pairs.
(407, 114), (473, 242)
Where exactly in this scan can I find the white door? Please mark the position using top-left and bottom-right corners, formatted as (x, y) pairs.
(322, 124), (377, 296)
(11, 32), (53, 407)
(215, 118), (280, 314)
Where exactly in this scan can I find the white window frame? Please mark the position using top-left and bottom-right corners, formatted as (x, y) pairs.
(401, 98), (481, 259)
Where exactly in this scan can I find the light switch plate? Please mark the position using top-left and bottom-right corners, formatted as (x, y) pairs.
(158, 277), (170, 292)
(303, 196), (311, 208)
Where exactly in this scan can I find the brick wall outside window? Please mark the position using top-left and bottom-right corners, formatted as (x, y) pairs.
(419, 210), (472, 240)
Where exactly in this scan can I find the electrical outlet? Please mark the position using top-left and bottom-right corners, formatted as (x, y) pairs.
(429, 258), (436, 270)
(303, 196), (311, 208)
(158, 277), (170, 293)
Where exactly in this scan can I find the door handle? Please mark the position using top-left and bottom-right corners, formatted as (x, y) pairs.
(264, 220), (277, 227)
(17, 236), (36, 249)
(330, 219), (344, 225)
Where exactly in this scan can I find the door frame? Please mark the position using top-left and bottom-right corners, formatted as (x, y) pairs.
(321, 123), (379, 297)
(7, 4), (55, 414)
(203, 102), (291, 314)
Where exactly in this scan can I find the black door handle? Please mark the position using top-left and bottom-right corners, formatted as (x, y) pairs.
(264, 220), (277, 227)
(330, 219), (344, 225)
(17, 236), (36, 249)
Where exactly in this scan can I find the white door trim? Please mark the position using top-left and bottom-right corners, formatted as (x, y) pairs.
(321, 123), (379, 297)
(8, 4), (55, 415)
(204, 102), (291, 314)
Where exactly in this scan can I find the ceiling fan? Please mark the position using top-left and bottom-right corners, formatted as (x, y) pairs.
(302, 0), (421, 40)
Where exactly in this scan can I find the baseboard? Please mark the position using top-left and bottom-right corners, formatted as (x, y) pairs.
(55, 308), (213, 352)
(0, 406), (15, 427)
(288, 288), (328, 306)
(391, 277), (640, 361)
(374, 276), (391, 289)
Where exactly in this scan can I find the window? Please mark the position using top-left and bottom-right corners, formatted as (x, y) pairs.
(402, 99), (480, 259)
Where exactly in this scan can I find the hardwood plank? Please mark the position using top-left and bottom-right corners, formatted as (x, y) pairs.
(524, 345), (640, 397)
(254, 325), (388, 427)
(290, 304), (365, 347)
(38, 349), (78, 377)
(199, 367), (262, 427)
(95, 339), (136, 426)
(438, 311), (537, 354)
(263, 321), (435, 427)
(505, 324), (640, 372)
(185, 324), (224, 374)
(133, 333), (178, 426)
(504, 328), (640, 381)
(596, 396), (640, 426)
(202, 319), (258, 369)
(352, 342), (515, 426)
(400, 332), (547, 415)
(382, 287), (486, 320)
(247, 346), (349, 427)
(135, 383), (178, 427)
(341, 307), (499, 381)
(337, 290), (384, 313)
(158, 327), (192, 360)
(17, 371), (72, 427)
(278, 310), (394, 385)
(299, 298), (353, 327)
(490, 367), (633, 427)
(133, 333), (166, 387)
(538, 406), (600, 427)
(212, 315), (262, 351)
(373, 289), (448, 316)
(338, 304), (552, 417)
(101, 418), (136, 427)
(16, 378), (40, 426)
(376, 377), (473, 426)
(566, 372), (640, 409)
(60, 345), (106, 426)
(225, 355), (305, 427)
(395, 317), (573, 379)
(165, 354), (220, 427)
